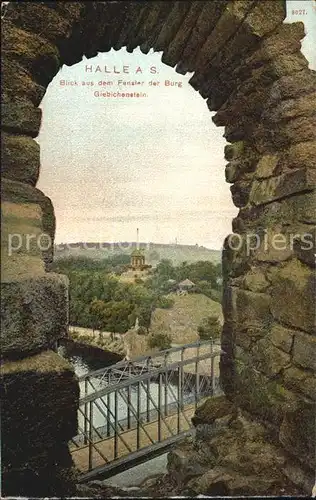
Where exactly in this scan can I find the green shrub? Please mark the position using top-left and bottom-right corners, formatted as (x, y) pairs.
(134, 278), (144, 284)
(157, 295), (174, 309)
(137, 326), (148, 336)
(198, 315), (222, 340)
(147, 332), (172, 351)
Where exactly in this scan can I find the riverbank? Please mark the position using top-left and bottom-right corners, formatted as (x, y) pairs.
(68, 326), (126, 357)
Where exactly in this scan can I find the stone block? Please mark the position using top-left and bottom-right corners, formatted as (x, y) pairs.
(251, 339), (291, 378)
(6, 2), (74, 44)
(249, 168), (316, 206)
(268, 69), (316, 102)
(241, 0), (285, 38)
(1, 96), (42, 137)
(246, 22), (305, 66)
(222, 234), (251, 280)
(192, 395), (237, 426)
(275, 115), (316, 148)
(283, 366), (316, 401)
(176, 1), (227, 71)
(1, 133), (40, 185)
(242, 267), (269, 293)
(269, 323), (295, 353)
(279, 401), (315, 470)
(2, 21), (60, 86)
(227, 288), (272, 348)
(1, 200), (45, 280)
(225, 162), (240, 183)
(224, 141), (245, 161)
(292, 229), (315, 268)
(154, 1), (191, 54)
(2, 179), (55, 271)
(265, 93), (316, 124)
(1, 350), (79, 496)
(194, 0), (256, 74)
(213, 87), (271, 127)
(1, 57), (46, 106)
(269, 52), (309, 79)
(237, 191), (316, 236)
(235, 288), (272, 334)
(279, 141), (316, 171)
(254, 155), (278, 179)
(282, 461), (315, 496)
(234, 350), (298, 427)
(292, 331), (316, 371)
(1, 273), (69, 358)
(230, 180), (251, 207)
(270, 259), (315, 333)
(161, 2), (205, 67)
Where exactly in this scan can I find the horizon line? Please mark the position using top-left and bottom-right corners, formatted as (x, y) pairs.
(54, 240), (222, 251)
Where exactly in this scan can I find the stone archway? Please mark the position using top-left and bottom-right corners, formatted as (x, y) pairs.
(1, 1), (315, 496)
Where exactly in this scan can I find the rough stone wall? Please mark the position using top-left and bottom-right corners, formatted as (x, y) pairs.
(1, 0), (315, 495)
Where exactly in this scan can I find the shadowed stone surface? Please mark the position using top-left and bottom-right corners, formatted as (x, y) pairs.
(1, 97), (42, 137)
(1, 350), (79, 497)
(144, 400), (312, 496)
(1, 273), (68, 359)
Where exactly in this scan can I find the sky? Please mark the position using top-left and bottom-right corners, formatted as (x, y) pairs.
(36, 1), (316, 250)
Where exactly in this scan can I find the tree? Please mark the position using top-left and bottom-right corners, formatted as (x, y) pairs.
(198, 315), (222, 340)
(102, 300), (133, 336)
(89, 299), (107, 332)
(149, 250), (160, 262)
(155, 259), (176, 279)
(147, 332), (172, 351)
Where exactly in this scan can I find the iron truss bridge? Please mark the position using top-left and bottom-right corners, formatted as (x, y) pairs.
(69, 339), (223, 482)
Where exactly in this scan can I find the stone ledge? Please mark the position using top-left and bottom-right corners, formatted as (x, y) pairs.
(1, 57), (46, 106)
(1, 97), (42, 137)
(249, 168), (316, 206)
(1, 132), (40, 186)
(1, 273), (69, 358)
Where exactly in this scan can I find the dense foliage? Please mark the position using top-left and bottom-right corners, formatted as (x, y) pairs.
(197, 315), (222, 340)
(52, 255), (222, 335)
(147, 332), (172, 351)
(145, 259), (222, 300)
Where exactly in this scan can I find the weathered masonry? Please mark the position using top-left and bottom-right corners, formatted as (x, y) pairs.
(1, 1), (315, 496)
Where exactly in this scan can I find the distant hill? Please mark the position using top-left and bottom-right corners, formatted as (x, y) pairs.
(54, 242), (222, 266)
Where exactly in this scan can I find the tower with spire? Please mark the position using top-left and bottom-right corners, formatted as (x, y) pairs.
(129, 228), (152, 273)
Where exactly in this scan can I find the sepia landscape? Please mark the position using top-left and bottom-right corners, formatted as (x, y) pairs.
(1, 1), (315, 498)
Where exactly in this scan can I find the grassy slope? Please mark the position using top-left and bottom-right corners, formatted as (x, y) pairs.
(150, 293), (223, 344)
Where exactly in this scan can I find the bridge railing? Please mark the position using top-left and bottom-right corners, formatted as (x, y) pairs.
(78, 338), (220, 389)
(70, 340), (223, 481)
